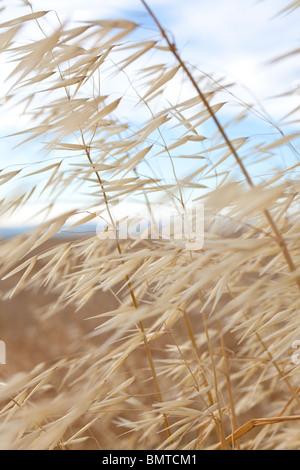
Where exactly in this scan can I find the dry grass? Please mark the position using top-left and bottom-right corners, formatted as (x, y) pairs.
(0, 0), (299, 450)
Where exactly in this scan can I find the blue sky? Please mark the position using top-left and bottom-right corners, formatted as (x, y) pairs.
(0, 0), (299, 228)
(1, 0), (299, 119)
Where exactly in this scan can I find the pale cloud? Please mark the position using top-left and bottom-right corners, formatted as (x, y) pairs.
(1, 0), (299, 121)
(162, 0), (300, 118)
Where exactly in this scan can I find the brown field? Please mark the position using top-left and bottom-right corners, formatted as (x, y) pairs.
(0, 238), (117, 377)
(0, 236), (273, 449)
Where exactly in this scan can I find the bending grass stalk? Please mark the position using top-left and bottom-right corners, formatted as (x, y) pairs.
(181, 308), (215, 407)
(184, 245), (225, 444)
(198, 294), (227, 450)
(167, 328), (227, 448)
(181, 308), (225, 448)
(278, 386), (300, 417)
(218, 321), (240, 450)
(140, 0), (300, 292)
(212, 415), (300, 450)
(83, 139), (173, 443)
(28, 8), (173, 444)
